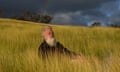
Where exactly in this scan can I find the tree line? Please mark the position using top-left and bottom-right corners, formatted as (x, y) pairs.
(0, 9), (120, 27)
(91, 22), (120, 28)
(0, 10), (53, 24)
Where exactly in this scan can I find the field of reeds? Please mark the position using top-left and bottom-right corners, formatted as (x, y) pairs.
(0, 18), (120, 72)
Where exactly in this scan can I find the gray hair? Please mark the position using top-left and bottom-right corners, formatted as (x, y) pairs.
(41, 26), (54, 37)
(42, 26), (53, 32)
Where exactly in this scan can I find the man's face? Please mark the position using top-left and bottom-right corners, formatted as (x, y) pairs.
(43, 28), (54, 40)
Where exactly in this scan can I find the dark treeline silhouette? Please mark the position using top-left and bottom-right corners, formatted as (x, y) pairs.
(0, 9), (4, 17)
(0, 9), (120, 27)
(9, 10), (53, 24)
(91, 22), (101, 27)
(110, 24), (120, 28)
(91, 21), (120, 28)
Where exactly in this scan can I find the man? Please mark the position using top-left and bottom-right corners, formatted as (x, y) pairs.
(38, 26), (82, 60)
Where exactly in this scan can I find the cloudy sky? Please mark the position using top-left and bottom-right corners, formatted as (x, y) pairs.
(0, 0), (120, 26)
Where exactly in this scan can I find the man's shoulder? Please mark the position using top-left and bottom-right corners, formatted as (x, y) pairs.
(40, 41), (47, 45)
(56, 41), (64, 48)
(56, 41), (62, 45)
(39, 41), (64, 49)
(39, 41), (48, 49)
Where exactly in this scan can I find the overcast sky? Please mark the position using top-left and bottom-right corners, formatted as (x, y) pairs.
(0, 0), (120, 26)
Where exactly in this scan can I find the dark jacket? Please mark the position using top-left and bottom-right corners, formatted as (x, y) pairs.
(38, 41), (77, 58)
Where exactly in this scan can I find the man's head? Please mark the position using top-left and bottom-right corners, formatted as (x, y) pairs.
(42, 26), (56, 46)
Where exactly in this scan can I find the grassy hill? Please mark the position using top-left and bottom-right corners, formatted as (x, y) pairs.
(0, 18), (120, 72)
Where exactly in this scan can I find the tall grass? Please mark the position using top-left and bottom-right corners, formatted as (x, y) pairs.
(0, 18), (120, 72)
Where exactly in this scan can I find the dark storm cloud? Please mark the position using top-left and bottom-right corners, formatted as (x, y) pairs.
(0, 0), (116, 13)
(0, 0), (42, 16)
(110, 10), (120, 25)
(0, 0), (41, 10)
(51, 11), (108, 25)
(47, 0), (116, 13)
(0, 0), (119, 25)
(81, 9), (106, 17)
(50, 0), (120, 25)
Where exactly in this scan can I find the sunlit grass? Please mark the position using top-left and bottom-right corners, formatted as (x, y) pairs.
(0, 18), (120, 72)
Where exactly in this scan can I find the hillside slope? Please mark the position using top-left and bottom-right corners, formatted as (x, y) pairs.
(0, 18), (120, 72)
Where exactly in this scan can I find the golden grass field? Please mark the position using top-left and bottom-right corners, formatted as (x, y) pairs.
(0, 18), (120, 72)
